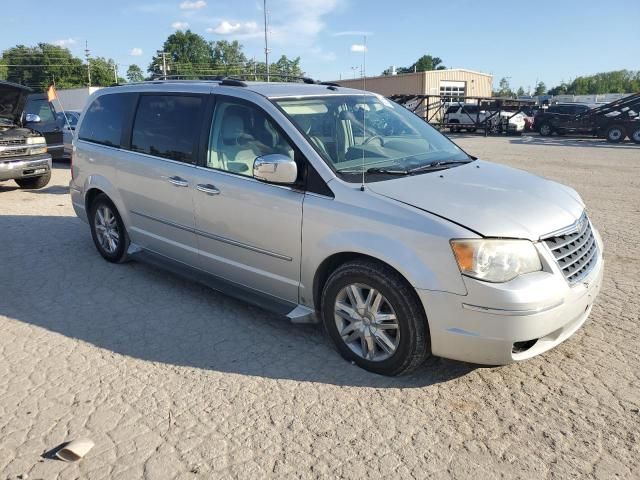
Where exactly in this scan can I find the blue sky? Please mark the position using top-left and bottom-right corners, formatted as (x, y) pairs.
(2, 0), (638, 91)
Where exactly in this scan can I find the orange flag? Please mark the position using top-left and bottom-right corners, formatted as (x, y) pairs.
(47, 84), (57, 102)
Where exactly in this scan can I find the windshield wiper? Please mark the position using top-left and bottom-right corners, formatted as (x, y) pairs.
(407, 160), (472, 174)
(366, 167), (410, 175)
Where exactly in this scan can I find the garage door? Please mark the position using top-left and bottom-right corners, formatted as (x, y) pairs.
(440, 81), (465, 101)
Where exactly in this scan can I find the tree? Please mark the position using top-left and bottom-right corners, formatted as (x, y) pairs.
(126, 64), (144, 82)
(516, 86), (525, 97)
(534, 81), (546, 96)
(1, 43), (85, 90)
(89, 57), (122, 86)
(210, 40), (247, 75)
(547, 70), (639, 95)
(149, 30), (212, 77)
(382, 54), (446, 75)
(272, 55), (303, 80)
(495, 77), (514, 97)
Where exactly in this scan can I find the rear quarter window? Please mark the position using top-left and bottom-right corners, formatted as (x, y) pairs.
(78, 93), (136, 148)
(130, 94), (204, 164)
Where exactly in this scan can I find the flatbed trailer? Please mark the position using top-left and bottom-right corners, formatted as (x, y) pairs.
(578, 92), (640, 143)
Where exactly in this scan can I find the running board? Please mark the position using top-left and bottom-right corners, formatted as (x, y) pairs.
(128, 243), (318, 324)
(286, 305), (318, 324)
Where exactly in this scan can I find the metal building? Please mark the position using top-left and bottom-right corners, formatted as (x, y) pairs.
(334, 69), (493, 99)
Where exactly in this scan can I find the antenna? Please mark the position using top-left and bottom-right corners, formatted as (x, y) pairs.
(360, 35), (367, 191)
(263, 0), (270, 82)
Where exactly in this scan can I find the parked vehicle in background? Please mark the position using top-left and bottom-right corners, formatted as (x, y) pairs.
(534, 94), (640, 143)
(444, 104), (525, 134)
(71, 79), (604, 375)
(57, 110), (81, 157)
(24, 93), (64, 159)
(0, 81), (52, 189)
(534, 103), (594, 137)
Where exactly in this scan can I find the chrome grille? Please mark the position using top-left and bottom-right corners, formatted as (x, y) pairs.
(544, 213), (598, 284)
(0, 147), (28, 158)
(0, 138), (25, 147)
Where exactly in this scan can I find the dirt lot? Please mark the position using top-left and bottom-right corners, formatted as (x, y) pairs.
(1, 135), (639, 479)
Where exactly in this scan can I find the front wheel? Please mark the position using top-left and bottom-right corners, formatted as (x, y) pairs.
(631, 127), (640, 144)
(89, 194), (130, 263)
(606, 125), (626, 143)
(321, 260), (430, 376)
(538, 123), (552, 136)
(15, 171), (51, 189)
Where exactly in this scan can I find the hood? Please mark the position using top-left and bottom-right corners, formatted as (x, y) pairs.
(367, 160), (584, 240)
(0, 81), (32, 125)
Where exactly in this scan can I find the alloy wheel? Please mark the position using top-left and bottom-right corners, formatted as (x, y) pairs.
(334, 283), (400, 361)
(94, 205), (120, 254)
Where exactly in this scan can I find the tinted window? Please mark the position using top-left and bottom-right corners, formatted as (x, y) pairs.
(131, 95), (204, 163)
(462, 105), (479, 114)
(79, 94), (134, 147)
(207, 99), (294, 176)
(445, 106), (460, 114)
(25, 99), (55, 123)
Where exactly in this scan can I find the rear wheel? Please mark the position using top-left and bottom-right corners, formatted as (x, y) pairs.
(89, 194), (130, 263)
(466, 127), (477, 133)
(15, 171), (51, 189)
(449, 121), (460, 133)
(606, 125), (626, 143)
(321, 260), (430, 376)
(631, 127), (640, 144)
(538, 123), (552, 136)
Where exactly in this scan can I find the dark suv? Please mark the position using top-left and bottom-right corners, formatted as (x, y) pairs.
(534, 103), (594, 136)
(24, 93), (65, 159)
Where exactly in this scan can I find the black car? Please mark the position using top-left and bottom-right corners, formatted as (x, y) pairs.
(534, 103), (595, 136)
(24, 93), (65, 159)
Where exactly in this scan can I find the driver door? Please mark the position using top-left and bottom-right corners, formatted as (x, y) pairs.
(191, 95), (304, 303)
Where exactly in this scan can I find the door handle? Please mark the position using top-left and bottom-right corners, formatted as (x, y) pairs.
(167, 176), (189, 187)
(196, 183), (220, 195)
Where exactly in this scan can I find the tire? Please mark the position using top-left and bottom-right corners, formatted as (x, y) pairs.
(15, 171), (51, 189)
(538, 123), (552, 136)
(449, 121), (459, 133)
(89, 194), (130, 263)
(606, 125), (626, 143)
(631, 127), (640, 144)
(466, 128), (477, 133)
(320, 260), (430, 376)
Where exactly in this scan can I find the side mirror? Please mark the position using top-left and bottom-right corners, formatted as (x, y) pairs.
(253, 154), (297, 185)
(25, 113), (41, 123)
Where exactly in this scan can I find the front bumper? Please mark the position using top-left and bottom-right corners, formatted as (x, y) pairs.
(418, 233), (604, 365)
(0, 154), (52, 181)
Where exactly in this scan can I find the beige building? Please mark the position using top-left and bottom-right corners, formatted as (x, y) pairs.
(335, 68), (493, 99)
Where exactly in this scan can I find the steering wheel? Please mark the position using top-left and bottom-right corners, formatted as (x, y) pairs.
(363, 135), (384, 146)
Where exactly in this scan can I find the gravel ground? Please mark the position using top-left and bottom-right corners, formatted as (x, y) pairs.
(0, 135), (638, 479)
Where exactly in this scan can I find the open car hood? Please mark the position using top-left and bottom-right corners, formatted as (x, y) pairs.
(367, 160), (585, 241)
(0, 81), (32, 125)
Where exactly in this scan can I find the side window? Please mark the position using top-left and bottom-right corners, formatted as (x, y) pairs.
(462, 105), (478, 114)
(445, 105), (460, 114)
(131, 95), (204, 163)
(207, 99), (294, 177)
(79, 93), (134, 147)
(25, 99), (55, 123)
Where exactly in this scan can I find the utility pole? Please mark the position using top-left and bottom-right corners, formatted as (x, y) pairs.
(263, 0), (270, 81)
(113, 63), (118, 84)
(157, 51), (168, 78)
(84, 41), (91, 87)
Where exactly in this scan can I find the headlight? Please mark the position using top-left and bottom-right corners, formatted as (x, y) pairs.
(26, 136), (46, 145)
(450, 239), (542, 283)
(29, 146), (48, 155)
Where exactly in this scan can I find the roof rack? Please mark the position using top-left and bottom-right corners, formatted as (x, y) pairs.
(122, 74), (341, 90)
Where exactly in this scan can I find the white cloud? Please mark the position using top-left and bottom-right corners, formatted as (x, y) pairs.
(130, 48), (144, 56)
(207, 21), (259, 36)
(171, 21), (189, 29)
(179, 0), (206, 9)
(52, 38), (76, 48)
(350, 44), (367, 53)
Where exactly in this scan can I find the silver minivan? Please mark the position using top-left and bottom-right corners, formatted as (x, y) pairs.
(70, 79), (604, 375)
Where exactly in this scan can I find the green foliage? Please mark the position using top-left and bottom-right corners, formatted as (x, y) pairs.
(494, 77), (514, 97)
(382, 54), (446, 75)
(516, 86), (525, 97)
(534, 81), (546, 96)
(149, 30), (213, 77)
(1, 44), (85, 91)
(548, 70), (640, 95)
(89, 57), (119, 86)
(126, 64), (144, 83)
(210, 40), (247, 75)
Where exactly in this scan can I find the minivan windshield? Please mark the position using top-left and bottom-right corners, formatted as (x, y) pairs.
(274, 94), (471, 181)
